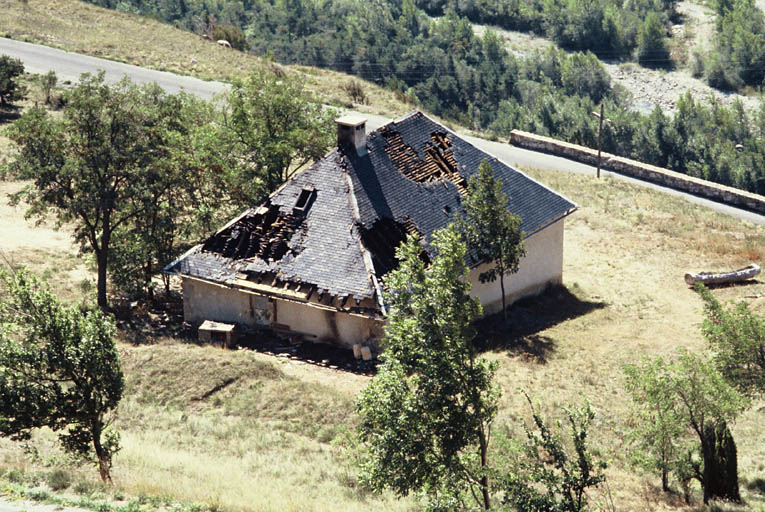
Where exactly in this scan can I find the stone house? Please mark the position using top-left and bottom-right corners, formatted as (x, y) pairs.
(165, 111), (577, 349)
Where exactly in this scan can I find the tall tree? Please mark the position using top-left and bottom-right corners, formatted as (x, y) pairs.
(222, 68), (335, 203)
(697, 283), (765, 397)
(107, 94), (236, 299)
(357, 226), (499, 510)
(637, 12), (671, 68)
(0, 267), (123, 483)
(624, 351), (748, 503)
(7, 73), (217, 309)
(459, 158), (525, 321)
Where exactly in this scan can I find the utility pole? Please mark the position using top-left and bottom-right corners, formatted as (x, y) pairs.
(591, 104), (610, 179)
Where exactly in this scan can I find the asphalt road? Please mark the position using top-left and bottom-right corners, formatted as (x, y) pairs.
(0, 37), (226, 99)
(2, 36), (764, 226)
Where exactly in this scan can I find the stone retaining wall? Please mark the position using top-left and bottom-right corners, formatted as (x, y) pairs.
(509, 130), (765, 214)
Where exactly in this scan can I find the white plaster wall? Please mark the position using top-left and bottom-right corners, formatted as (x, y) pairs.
(467, 219), (564, 315)
(275, 299), (376, 349)
(274, 299), (334, 340)
(182, 277), (273, 326)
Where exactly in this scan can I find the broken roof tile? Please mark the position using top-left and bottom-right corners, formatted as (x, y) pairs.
(166, 111), (576, 306)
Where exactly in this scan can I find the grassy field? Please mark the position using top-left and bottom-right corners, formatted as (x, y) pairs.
(0, 0), (410, 116)
(1, 145), (764, 510)
(2, 45), (765, 512)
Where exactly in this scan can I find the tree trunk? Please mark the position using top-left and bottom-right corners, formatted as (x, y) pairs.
(702, 421), (740, 504)
(661, 468), (669, 492)
(97, 248), (109, 311)
(96, 224), (111, 311)
(499, 274), (507, 323)
(479, 431), (491, 510)
(92, 424), (112, 484)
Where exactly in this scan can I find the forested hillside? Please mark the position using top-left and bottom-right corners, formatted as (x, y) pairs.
(84, 0), (765, 196)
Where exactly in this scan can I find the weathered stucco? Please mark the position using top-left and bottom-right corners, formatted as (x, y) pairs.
(467, 219), (564, 315)
(182, 278), (380, 349)
(182, 277), (273, 327)
(274, 299), (377, 349)
(182, 218), (565, 346)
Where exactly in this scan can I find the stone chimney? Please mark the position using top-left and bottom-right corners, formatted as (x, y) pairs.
(335, 115), (367, 155)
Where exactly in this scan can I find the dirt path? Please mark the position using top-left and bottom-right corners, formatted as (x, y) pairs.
(0, 179), (91, 296)
(0, 180), (78, 254)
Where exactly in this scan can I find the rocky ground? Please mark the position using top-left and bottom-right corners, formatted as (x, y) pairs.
(473, 0), (763, 115)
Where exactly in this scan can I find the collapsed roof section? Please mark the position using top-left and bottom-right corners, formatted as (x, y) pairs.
(166, 111), (576, 316)
(346, 111), (577, 264)
(166, 150), (378, 315)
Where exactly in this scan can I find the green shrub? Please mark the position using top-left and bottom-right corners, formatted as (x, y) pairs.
(0, 54), (27, 106)
(212, 24), (247, 51)
(46, 469), (72, 491)
(705, 54), (742, 90)
(5, 468), (25, 484)
(72, 479), (99, 495)
(637, 12), (671, 68)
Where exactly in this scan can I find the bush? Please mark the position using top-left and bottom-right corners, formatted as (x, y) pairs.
(72, 479), (100, 495)
(689, 49), (704, 77)
(212, 24), (247, 51)
(0, 54), (26, 106)
(46, 469), (72, 491)
(5, 468), (25, 484)
(560, 51), (611, 103)
(341, 80), (367, 105)
(705, 54), (742, 90)
(39, 70), (57, 105)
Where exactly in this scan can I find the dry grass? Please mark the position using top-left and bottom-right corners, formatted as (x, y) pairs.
(499, 168), (765, 510)
(0, 0), (410, 116)
(1, 164), (764, 510)
(2, 86), (765, 508)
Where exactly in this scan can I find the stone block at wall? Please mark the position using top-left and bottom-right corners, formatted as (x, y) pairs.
(509, 130), (765, 214)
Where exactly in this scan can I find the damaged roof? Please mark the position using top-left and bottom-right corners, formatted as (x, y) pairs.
(167, 150), (375, 301)
(166, 111), (576, 307)
(347, 112), (576, 252)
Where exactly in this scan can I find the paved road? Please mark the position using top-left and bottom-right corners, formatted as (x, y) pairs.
(2, 36), (764, 226)
(0, 37), (226, 98)
(0, 497), (89, 512)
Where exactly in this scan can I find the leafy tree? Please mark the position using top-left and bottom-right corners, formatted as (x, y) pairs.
(637, 12), (670, 68)
(459, 159), (525, 321)
(0, 267), (124, 483)
(222, 69), (335, 202)
(0, 55), (26, 107)
(560, 51), (612, 103)
(711, 0), (765, 87)
(623, 358), (693, 494)
(697, 284), (765, 397)
(7, 73), (222, 308)
(624, 351), (748, 503)
(107, 94), (236, 299)
(357, 226), (499, 510)
(501, 395), (607, 511)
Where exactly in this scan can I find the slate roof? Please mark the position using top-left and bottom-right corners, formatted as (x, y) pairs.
(347, 112), (576, 251)
(166, 150), (374, 300)
(166, 111), (576, 306)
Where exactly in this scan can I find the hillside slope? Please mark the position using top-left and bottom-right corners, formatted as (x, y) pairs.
(0, 0), (409, 117)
